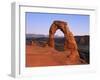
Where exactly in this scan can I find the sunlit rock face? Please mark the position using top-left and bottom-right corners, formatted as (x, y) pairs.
(48, 20), (81, 64)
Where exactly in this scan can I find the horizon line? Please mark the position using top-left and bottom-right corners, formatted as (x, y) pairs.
(26, 33), (89, 36)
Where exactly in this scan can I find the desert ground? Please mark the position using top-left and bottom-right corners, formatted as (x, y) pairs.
(26, 36), (89, 67)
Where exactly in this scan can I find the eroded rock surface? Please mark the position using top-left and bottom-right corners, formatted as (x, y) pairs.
(48, 20), (81, 64)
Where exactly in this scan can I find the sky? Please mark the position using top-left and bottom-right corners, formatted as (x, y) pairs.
(26, 12), (89, 36)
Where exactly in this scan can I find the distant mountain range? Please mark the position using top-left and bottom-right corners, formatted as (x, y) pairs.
(26, 34), (89, 38)
(26, 34), (62, 38)
(26, 34), (46, 38)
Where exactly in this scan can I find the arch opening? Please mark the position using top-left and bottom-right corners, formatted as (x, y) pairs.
(48, 20), (78, 51)
(54, 29), (65, 51)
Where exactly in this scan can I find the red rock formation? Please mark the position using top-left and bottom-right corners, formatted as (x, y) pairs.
(49, 21), (77, 50)
(48, 20), (80, 64)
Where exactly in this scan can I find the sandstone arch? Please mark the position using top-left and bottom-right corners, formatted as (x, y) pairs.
(48, 20), (81, 64)
(48, 20), (78, 51)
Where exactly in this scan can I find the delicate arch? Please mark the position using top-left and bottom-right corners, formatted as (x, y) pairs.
(48, 20), (78, 51)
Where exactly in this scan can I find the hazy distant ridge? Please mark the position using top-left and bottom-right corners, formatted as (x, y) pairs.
(26, 34), (46, 38)
(26, 34), (89, 38)
(26, 34), (62, 38)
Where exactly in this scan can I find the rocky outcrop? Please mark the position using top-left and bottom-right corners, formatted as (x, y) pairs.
(48, 21), (78, 50)
(48, 20), (81, 64)
(79, 36), (89, 45)
(75, 36), (89, 45)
